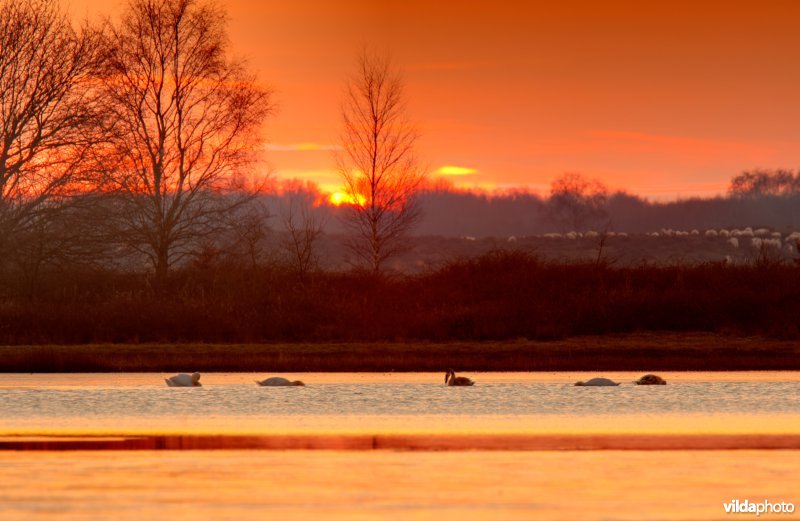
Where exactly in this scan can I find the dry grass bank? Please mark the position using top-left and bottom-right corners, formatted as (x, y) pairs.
(1, 333), (798, 372)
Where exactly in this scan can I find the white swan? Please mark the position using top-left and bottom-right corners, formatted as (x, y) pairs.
(574, 377), (620, 386)
(165, 372), (202, 387)
(445, 369), (474, 386)
(256, 376), (305, 386)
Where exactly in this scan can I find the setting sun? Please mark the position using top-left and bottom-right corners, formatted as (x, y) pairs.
(328, 191), (364, 207)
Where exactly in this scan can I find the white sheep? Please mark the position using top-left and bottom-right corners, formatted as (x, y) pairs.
(741, 228), (754, 237)
(719, 229), (730, 238)
(728, 237), (739, 248)
(705, 230), (718, 237)
(751, 237), (763, 249)
(771, 232), (782, 239)
(690, 229), (700, 236)
(508, 236), (517, 243)
(585, 230), (599, 238)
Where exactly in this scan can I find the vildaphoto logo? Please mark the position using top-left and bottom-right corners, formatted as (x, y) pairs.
(724, 499), (795, 516)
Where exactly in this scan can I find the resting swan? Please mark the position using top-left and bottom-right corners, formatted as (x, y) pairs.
(574, 377), (620, 386)
(445, 369), (474, 386)
(635, 374), (667, 385)
(256, 377), (305, 386)
(165, 372), (202, 387)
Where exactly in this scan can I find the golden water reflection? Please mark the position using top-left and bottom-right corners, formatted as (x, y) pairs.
(0, 450), (798, 521)
(1, 372), (798, 519)
(3, 413), (800, 437)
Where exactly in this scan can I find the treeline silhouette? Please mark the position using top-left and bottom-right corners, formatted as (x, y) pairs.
(256, 178), (800, 240)
(262, 174), (800, 239)
(1, 250), (799, 344)
(411, 186), (800, 237)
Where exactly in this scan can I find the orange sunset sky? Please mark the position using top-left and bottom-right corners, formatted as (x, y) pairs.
(67, 0), (800, 199)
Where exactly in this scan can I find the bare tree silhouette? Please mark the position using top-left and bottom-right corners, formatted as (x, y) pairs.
(96, 0), (272, 289)
(280, 189), (326, 280)
(226, 200), (270, 270)
(336, 50), (425, 274)
(546, 172), (609, 232)
(729, 169), (800, 198)
(0, 0), (101, 263)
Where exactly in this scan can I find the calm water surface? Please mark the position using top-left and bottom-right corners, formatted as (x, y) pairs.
(1, 372), (799, 520)
(1, 450), (799, 521)
(0, 372), (799, 434)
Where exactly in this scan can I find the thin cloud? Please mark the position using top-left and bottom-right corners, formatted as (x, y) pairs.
(436, 165), (478, 176)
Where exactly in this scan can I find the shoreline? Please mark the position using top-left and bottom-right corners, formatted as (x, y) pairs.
(2, 433), (800, 451)
(1, 332), (798, 372)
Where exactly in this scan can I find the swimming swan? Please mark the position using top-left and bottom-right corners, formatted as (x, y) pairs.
(574, 377), (620, 386)
(165, 372), (202, 387)
(635, 374), (667, 385)
(445, 369), (474, 386)
(256, 377), (305, 386)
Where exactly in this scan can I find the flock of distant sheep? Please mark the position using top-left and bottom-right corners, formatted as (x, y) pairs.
(648, 228), (800, 255)
(502, 227), (800, 260)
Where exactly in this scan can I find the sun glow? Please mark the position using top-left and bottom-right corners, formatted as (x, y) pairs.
(328, 191), (365, 207)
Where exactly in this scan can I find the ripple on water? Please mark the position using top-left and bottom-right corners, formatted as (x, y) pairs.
(0, 374), (799, 420)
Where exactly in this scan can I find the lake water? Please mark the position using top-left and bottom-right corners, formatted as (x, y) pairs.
(1, 372), (799, 520)
(1, 371), (799, 435)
